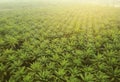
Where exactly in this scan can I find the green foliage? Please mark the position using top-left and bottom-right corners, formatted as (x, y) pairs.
(0, 3), (120, 82)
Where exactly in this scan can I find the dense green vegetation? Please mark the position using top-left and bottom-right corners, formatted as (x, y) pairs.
(0, 1), (120, 82)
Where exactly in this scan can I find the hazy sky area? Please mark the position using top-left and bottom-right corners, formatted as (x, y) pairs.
(0, 0), (118, 3)
(0, 0), (120, 6)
